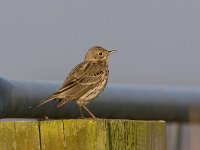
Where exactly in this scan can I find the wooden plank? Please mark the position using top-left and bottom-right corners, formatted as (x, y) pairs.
(0, 122), (16, 150)
(15, 121), (40, 150)
(63, 119), (109, 150)
(39, 120), (65, 150)
(136, 121), (167, 150)
(0, 119), (166, 150)
(63, 119), (166, 150)
(108, 119), (137, 150)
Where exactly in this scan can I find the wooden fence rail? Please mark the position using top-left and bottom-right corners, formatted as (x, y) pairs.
(0, 119), (166, 150)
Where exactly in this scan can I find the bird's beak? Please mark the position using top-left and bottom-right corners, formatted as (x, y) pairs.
(108, 50), (117, 54)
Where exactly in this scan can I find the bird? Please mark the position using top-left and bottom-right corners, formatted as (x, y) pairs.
(31, 46), (116, 118)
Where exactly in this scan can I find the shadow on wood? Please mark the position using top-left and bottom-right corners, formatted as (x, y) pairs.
(0, 119), (166, 150)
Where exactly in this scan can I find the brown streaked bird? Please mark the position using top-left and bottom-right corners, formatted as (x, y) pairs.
(32, 46), (116, 118)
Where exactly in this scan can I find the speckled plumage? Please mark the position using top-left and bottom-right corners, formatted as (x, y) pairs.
(34, 46), (116, 118)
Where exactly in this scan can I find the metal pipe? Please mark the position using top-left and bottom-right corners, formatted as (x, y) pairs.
(1, 77), (200, 122)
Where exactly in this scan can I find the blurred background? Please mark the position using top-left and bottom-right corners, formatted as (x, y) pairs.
(0, 0), (200, 149)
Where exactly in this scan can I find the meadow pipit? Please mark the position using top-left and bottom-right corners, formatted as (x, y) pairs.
(32, 46), (116, 118)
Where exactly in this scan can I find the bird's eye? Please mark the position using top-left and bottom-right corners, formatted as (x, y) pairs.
(99, 52), (102, 55)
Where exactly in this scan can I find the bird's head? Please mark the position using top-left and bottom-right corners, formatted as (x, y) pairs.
(84, 46), (116, 62)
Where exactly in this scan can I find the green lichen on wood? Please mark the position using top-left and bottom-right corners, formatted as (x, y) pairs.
(15, 121), (40, 150)
(0, 119), (166, 150)
(0, 122), (15, 150)
(39, 120), (66, 150)
(63, 119), (166, 150)
(108, 120), (137, 150)
(63, 119), (109, 150)
(0, 121), (40, 150)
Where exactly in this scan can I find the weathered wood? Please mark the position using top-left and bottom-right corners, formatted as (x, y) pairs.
(0, 119), (166, 150)
(40, 120), (66, 150)
(15, 121), (40, 150)
(0, 122), (16, 150)
(0, 121), (40, 150)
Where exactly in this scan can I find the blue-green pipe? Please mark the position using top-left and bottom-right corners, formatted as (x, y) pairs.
(0, 77), (200, 122)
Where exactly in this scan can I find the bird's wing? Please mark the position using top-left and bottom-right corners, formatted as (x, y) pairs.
(55, 62), (107, 107)
(33, 62), (107, 108)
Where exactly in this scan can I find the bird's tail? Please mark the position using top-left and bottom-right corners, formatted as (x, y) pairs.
(29, 95), (56, 109)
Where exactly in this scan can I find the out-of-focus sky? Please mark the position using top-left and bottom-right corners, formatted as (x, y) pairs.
(1, 0), (200, 86)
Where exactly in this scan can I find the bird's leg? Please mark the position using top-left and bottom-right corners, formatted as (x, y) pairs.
(82, 105), (96, 119)
(79, 106), (84, 119)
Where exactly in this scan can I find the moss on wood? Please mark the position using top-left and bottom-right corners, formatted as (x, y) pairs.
(0, 119), (166, 150)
